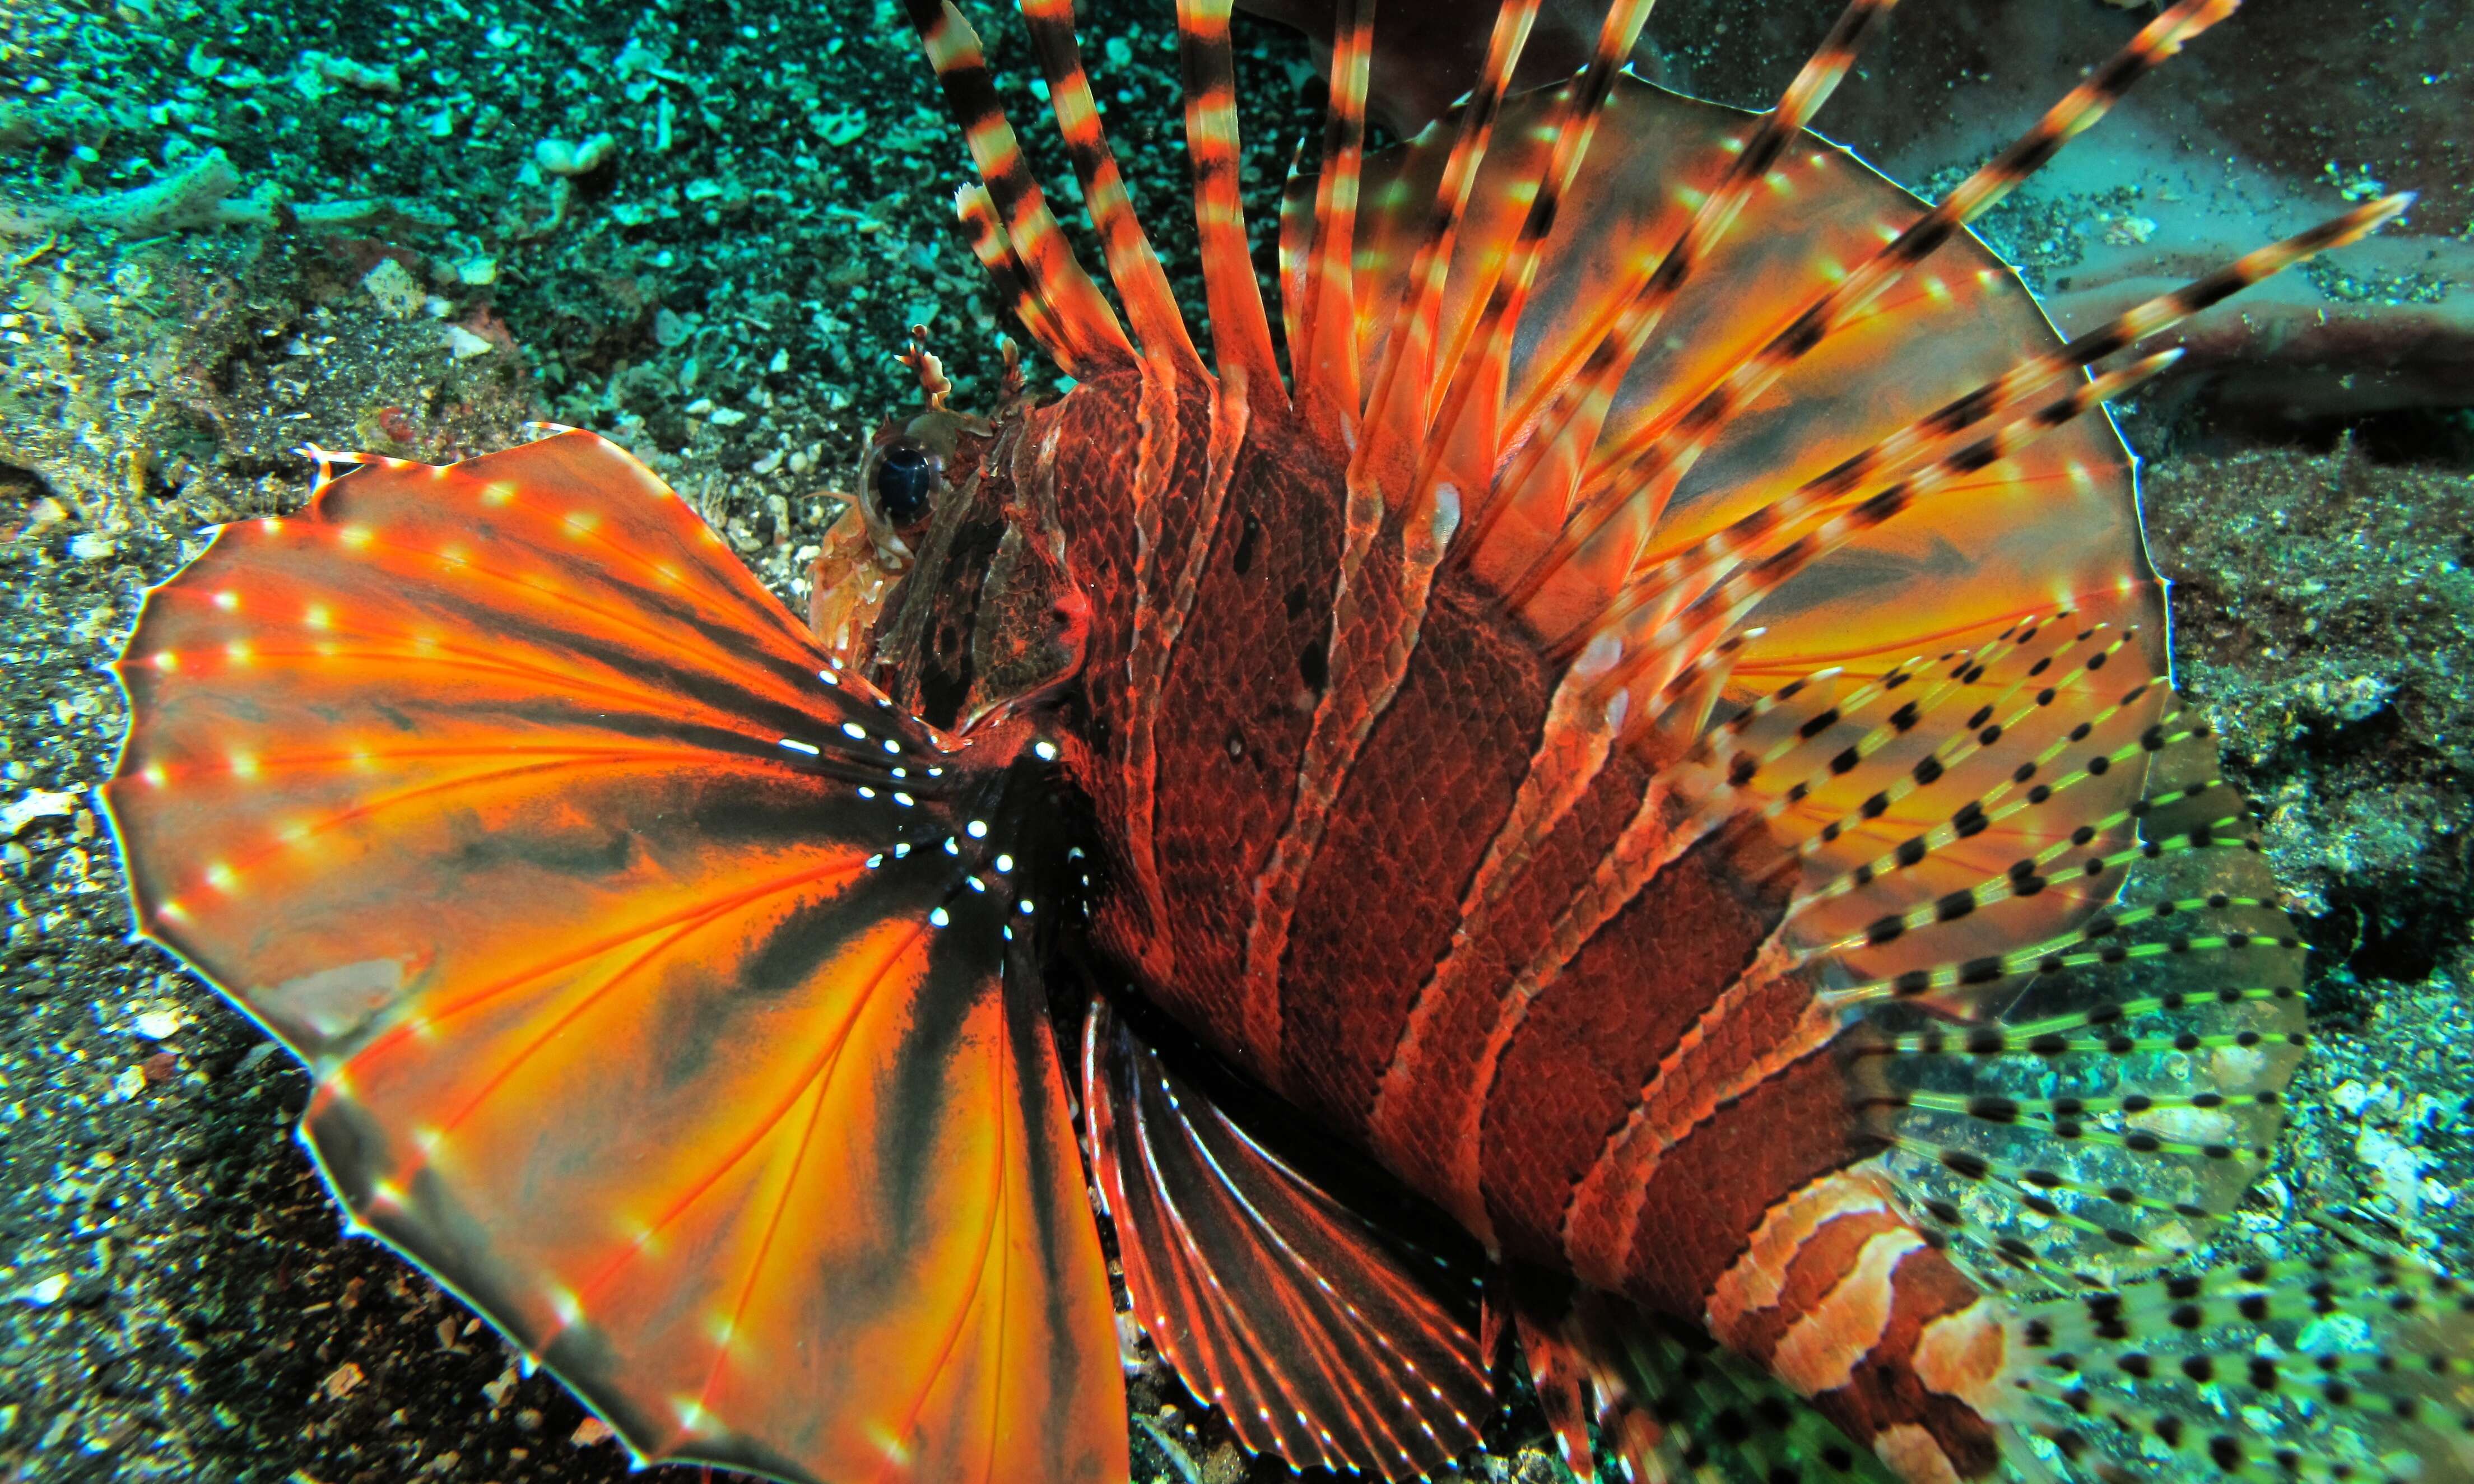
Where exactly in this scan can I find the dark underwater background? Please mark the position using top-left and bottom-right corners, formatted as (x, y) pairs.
(0, 0), (2464, 1478)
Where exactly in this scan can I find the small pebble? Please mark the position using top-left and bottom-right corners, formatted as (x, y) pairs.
(17, 1274), (69, 1306)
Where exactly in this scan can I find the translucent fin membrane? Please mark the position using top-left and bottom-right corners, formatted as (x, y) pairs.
(1083, 1001), (1490, 1481)
(2009, 1240), (2474, 1482)
(103, 432), (1126, 1484)
(1679, 643), (2309, 1276)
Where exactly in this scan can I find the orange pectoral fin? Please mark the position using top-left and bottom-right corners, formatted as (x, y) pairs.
(104, 430), (1126, 1484)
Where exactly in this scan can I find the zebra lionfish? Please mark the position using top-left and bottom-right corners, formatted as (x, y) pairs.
(103, 0), (2466, 1480)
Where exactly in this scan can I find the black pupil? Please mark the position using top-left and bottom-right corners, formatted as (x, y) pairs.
(874, 444), (935, 525)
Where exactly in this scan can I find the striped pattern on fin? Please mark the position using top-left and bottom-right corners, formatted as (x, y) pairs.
(1082, 999), (1489, 1482)
(1290, 0), (1378, 447)
(955, 182), (1086, 377)
(1467, 0), (1903, 586)
(104, 431), (1125, 1484)
(1658, 602), (2308, 1272)
(905, 0), (1133, 371)
(1546, 0), (2242, 616)
(2006, 1237), (2474, 1481)
(1174, 0), (1283, 397)
(1352, 0), (1545, 509)
(1397, 0), (1663, 527)
(1305, 0), (2388, 757)
(1543, 190), (2406, 687)
(1567, 349), (2188, 723)
(1331, 72), (2145, 696)
(1019, 0), (1201, 370)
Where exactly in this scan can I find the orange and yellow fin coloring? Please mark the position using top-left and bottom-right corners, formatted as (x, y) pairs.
(1174, 0), (1283, 397)
(103, 431), (1125, 1484)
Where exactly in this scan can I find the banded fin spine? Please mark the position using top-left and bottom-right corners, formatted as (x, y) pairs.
(1464, 0), (1903, 585)
(1578, 351), (2185, 718)
(1545, 190), (2411, 663)
(1018, 0), (1202, 371)
(904, 0), (1133, 371)
(1352, 0), (1545, 504)
(1291, 0), (1378, 446)
(955, 182), (1085, 378)
(1082, 999), (1490, 1482)
(2002, 1241), (2474, 1481)
(1173, 0), (1284, 397)
(1555, 0), (2241, 580)
(1402, 0), (1664, 523)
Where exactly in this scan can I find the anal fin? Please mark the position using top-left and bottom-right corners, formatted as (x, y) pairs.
(1083, 998), (1492, 1481)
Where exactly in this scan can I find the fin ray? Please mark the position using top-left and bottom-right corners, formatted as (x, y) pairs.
(105, 432), (1126, 1484)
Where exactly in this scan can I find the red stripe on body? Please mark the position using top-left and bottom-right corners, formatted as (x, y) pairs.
(1362, 745), (1649, 1211)
(1273, 575), (1552, 1139)
(1617, 1047), (1864, 1321)
(1090, 385), (1346, 1074)
(1477, 827), (1796, 1267)
(1559, 933), (1837, 1288)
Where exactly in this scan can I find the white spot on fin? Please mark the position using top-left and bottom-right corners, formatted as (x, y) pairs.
(254, 957), (408, 1043)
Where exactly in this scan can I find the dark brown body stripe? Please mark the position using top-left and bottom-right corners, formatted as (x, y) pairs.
(1373, 742), (1655, 1211)
(1619, 1048), (1865, 1320)
(1274, 573), (1554, 1139)
(1073, 375), (1873, 1331)
(1084, 378), (1346, 1074)
(1478, 827), (1795, 1266)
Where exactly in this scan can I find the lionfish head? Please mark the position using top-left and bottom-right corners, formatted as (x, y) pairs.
(808, 332), (1091, 734)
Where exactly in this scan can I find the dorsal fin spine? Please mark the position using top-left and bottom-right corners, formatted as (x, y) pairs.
(1579, 351), (2181, 726)
(1353, 0), (1545, 502)
(1398, 0), (1666, 573)
(1175, 0), (1286, 400)
(1486, 0), (2236, 631)
(1293, 0), (1378, 449)
(1463, 0), (1903, 590)
(954, 183), (1082, 377)
(905, 0), (1133, 367)
(1551, 191), (2406, 667)
(1019, 0), (1203, 372)
(1560, 0), (2239, 578)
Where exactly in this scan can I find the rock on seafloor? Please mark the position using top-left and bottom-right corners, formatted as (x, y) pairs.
(0, 0), (2466, 1481)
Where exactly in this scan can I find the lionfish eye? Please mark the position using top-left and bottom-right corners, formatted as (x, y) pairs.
(872, 442), (937, 528)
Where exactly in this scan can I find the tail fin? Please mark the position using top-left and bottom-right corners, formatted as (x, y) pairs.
(103, 432), (1125, 1484)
